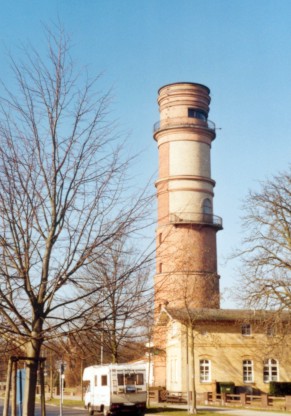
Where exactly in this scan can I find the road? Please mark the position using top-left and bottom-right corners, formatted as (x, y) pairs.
(37, 402), (88, 416)
(0, 401), (88, 416)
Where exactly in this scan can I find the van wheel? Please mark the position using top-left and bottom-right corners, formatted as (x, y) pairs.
(88, 404), (94, 415)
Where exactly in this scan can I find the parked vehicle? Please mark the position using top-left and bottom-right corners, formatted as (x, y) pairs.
(83, 363), (147, 416)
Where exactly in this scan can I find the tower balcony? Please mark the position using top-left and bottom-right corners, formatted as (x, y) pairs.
(169, 212), (223, 230)
(153, 117), (216, 134)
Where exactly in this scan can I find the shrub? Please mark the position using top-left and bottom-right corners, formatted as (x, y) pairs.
(269, 382), (291, 396)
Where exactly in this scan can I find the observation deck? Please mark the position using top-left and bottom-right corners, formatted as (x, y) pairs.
(169, 212), (223, 230)
(153, 117), (216, 134)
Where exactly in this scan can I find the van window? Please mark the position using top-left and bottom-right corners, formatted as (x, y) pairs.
(136, 373), (144, 385)
(117, 374), (124, 385)
(94, 375), (97, 386)
(101, 375), (108, 386)
(117, 372), (144, 386)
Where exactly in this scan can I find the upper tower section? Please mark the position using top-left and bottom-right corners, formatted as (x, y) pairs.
(153, 82), (222, 230)
(154, 82), (215, 138)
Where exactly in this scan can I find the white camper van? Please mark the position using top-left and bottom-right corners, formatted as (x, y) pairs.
(83, 363), (147, 416)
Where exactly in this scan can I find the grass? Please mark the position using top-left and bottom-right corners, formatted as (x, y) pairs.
(146, 409), (238, 416)
(146, 407), (239, 416)
(43, 397), (84, 407)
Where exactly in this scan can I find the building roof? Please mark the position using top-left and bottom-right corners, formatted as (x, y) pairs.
(157, 306), (291, 326)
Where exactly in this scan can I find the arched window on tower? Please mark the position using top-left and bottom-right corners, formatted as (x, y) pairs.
(202, 198), (212, 224)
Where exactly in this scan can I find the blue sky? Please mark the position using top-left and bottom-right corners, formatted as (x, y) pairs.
(1, 0), (291, 308)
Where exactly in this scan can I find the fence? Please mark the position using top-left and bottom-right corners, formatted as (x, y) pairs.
(205, 391), (290, 410)
(148, 389), (291, 411)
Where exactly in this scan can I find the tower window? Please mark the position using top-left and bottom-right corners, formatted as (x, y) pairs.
(159, 263), (163, 273)
(202, 198), (212, 215)
(188, 108), (207, 121)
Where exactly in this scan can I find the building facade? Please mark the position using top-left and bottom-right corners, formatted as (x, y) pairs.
(157, 307), (291, 396)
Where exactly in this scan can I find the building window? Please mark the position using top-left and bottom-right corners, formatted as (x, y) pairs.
(241, 323), (251, 336)
(159, 263), (163, 273)
(101, 375), (108, 386)
(158, 232), (162, 244)
(171, 321), (179, 338)
(264, 359), (279, 382)
(188, 108), (207, 121)
(243, 360), (254, 383)
(170, 357), (178, 383)
(266, 326), (275, 337)
(200, 359), (211, 383)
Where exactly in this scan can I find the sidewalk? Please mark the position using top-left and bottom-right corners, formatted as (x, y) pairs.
(150, 403), (291, 416)
(199, 405), (289, 415)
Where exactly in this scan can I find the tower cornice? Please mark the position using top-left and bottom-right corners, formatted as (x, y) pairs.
(155, 175), (216, 188)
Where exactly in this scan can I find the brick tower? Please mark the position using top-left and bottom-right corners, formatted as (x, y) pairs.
(153, 82), (222, 311)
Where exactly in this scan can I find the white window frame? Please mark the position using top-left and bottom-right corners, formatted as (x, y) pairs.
(243, 359), (254, 383)
(200, 359), (211, 383)
(170, 356), (178, 383)
(266, 326), (275, 337)
(263, 359), (279, 383)
(170, 321), (179, 338)
(241, 323), (251, 336)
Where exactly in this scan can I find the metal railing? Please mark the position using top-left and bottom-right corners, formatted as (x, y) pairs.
(153, 117), (216, 133)
(169, 212), (223, 228)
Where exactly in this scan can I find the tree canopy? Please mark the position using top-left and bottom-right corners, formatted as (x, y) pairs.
(234, 167), (291, 310)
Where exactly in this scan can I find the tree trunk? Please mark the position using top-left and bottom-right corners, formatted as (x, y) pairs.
(11, 360), (17, 416)
(189, 328), (197, 414)
(3, 357), (13, 416)
(23, 338), (43, 416)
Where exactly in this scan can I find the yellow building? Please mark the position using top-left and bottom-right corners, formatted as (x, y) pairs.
(156, 307), (291, 397)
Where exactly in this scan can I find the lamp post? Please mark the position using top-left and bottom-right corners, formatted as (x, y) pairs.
(59, 363), (65, 416)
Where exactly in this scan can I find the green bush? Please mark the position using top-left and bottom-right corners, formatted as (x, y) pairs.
(269, 382), (291, 396)
(217, 382), (235, 394)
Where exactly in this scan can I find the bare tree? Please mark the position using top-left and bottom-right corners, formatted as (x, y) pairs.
(86, 237), (153, 364)
(233, 167), (291, 311)
(61, 237), (153, 376)
(0, 26), (153, 416)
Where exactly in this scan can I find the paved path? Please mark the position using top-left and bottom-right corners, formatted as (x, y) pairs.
(200, 406), (289, 415)
(152, 404), (291, 416)
(198, 406), (291, 416)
